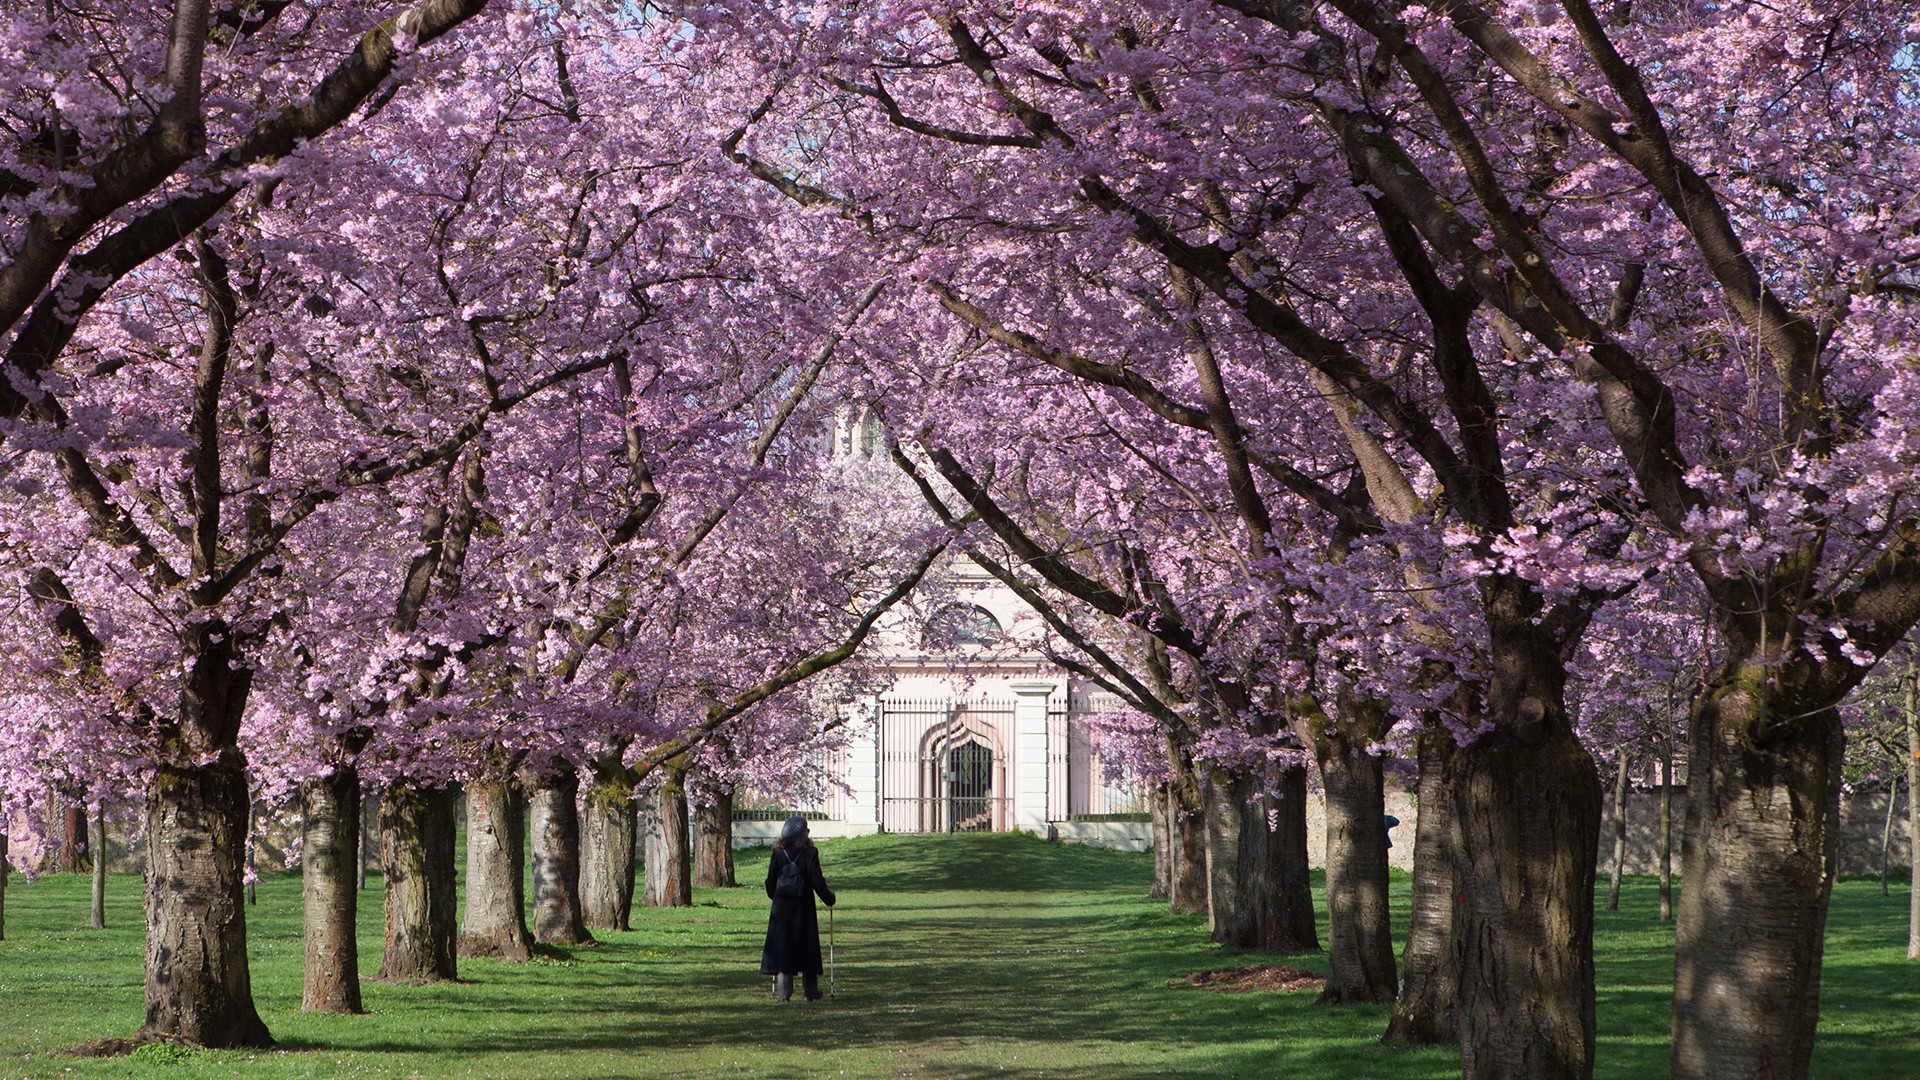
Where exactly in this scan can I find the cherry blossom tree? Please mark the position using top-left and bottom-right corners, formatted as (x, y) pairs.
(675, 4), (1920, 1078)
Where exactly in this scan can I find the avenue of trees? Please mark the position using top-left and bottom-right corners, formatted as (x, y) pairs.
(2, 4), (1917, 1080)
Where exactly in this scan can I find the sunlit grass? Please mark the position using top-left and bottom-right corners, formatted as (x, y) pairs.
(2, 832), (1913, 1078)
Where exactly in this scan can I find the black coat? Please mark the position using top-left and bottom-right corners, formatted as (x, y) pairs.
(759, 844), (835, 975)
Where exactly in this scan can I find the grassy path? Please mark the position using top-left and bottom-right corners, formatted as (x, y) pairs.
(2, 832), (1915, 1078)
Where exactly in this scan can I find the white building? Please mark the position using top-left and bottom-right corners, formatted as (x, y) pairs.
(735, 409), (1145, 845)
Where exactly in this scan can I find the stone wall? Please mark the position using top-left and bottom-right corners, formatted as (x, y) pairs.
(1594, 786), (1912, 879)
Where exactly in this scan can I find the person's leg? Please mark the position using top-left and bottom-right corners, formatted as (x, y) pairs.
(776, 973), (794, 1001)
(802, 972), (821, 1000)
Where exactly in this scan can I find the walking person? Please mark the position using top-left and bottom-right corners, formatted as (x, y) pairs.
(761, 815), (835, 1002)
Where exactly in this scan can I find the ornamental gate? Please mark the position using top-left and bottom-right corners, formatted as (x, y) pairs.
(879, 698), (1014, 833)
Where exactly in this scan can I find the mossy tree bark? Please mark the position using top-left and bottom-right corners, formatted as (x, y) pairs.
(300, 765), (363, 1013)
(1385, 725), (1459, 1045)
(1204, 766), (1316, 952)
(459, 776), (531, 960)
(581, 761), (637, 931)
(1671, 678), (1842, 1080)
(141, 753), (274, 1047)
(526, 758), (595, 946)
(1449, 655), (1600, 1080)
(377, 782), (457, 983)
(139, 617), (272, 1048)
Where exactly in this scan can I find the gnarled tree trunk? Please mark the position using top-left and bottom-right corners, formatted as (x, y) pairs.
(527, 759), (595, 945)
(641, 769), (692, 908)
(581, 763), (637, 931)
(692, 786), (735, 889)
(1317, 729), (1397, 1003)
(140, 755), (274, 1047)
(1385, 726), (1459, 1046)
(1450, 687), (1600, 1080)
(459, 776), (531, 960)
(1204, 766), (1316, 952)
(139, 620), (272, 1048)
(377, 782), (457, 983)
(1671, 683), (1842, 1080)
(300, 765), (363, 1013)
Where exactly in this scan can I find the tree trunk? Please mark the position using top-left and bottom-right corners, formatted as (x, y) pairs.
(581, 765), (637, 930)
(1451, 701), (1600, 1080)
(357, 792), (376, 892)
(1148, 782), (1172, 901)
(1163, 746), (1209, 916)
(90, 803), (106, 928)
(1670, 682), (1841, 1080)
(1659, 742), (1673, 924)
(1317, 733), (1397, 1003)
(1882, 778), (1898, 897)
(1203, 767), (1316, 952)
(692, 786), (736, 889)
(139, 757), (274, 1047)
(527, 760), (595, 945)
(1908, 678), (1918, 961)
(61, 801), (88, 874)
(300, 766), (363, 1013)
(1606, 754), (1630, 912)
(0, 827), (7, 941)
(1385, 726), (1459, 1046)
(641, 771), (693, 908)
(1170, 786), (1209, 916)
(377, 782), (458, 983)
(458, 776), (531, 961)
(1269, 764), (1318, 950)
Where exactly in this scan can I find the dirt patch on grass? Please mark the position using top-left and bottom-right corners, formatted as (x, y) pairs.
(1175, 965), (1325, 993)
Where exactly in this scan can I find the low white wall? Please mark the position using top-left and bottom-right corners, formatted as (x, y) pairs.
(1052, 821), (1151, 852)
(732, 820), (882, 847)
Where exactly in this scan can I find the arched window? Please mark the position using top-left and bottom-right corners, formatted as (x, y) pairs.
(923, 603), (1005, 647)
(860, 412), (885, 457)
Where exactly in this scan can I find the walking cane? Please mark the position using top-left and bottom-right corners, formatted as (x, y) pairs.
(828, 904), (835, 999)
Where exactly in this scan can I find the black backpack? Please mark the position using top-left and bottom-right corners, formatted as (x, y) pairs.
(775, 849), (807, 899)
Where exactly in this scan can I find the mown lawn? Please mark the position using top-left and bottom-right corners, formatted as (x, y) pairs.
(2, 832), (1914, 1078)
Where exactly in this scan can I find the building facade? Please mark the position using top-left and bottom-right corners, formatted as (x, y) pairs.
(736, 409), (1144, 843)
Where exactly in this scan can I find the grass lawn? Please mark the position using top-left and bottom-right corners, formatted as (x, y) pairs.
(2, 832), (1915, 1079)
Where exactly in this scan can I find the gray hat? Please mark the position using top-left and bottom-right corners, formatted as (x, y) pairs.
(779, 815), (809, 841)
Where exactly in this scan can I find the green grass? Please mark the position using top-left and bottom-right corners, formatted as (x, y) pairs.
(2, 833), (1915, 1078)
